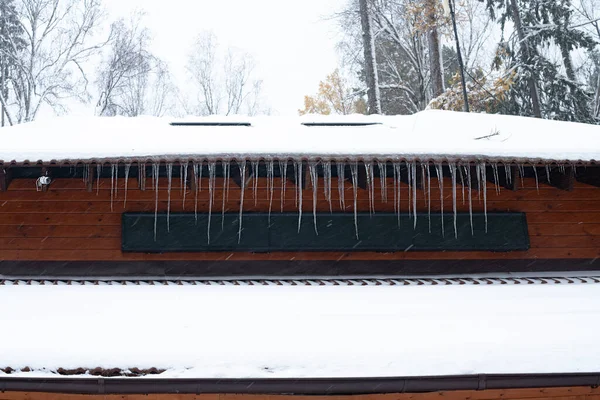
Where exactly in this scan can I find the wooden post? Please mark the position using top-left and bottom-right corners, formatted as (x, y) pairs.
(549, 166), (575, 191)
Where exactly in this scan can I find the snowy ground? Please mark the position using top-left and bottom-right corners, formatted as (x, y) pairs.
(1, 283), (600, 378)
(1, 110), (599, 162)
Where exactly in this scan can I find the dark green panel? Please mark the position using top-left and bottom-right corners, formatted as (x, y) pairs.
(122, 212), (529, 252)
(122, 213), (270, 252)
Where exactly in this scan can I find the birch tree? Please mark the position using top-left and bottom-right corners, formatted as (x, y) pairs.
(186, 32), (266, 116)
(1, 0), (109, 124)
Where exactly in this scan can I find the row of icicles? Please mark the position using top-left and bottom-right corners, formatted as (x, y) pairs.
(81, 160), (567, 242)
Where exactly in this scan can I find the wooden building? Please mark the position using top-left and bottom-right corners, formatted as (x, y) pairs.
(0, 111), (599, 399)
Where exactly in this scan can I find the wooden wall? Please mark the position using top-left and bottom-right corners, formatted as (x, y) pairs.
(0, 174), (599, 262)
(3, 386), (600, 400)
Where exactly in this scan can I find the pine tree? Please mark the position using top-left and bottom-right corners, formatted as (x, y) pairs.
(486, 0), (597, 123)
(0, 0), (26, 126)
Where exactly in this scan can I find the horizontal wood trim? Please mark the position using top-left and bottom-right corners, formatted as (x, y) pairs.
(2, 386), (600, 400)
(0, 248), (598, 261)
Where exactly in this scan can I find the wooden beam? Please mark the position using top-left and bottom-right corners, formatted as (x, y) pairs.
(576, 166), (600, 188)
(0, 167), (12, 192)
(549, 166), (575, 191)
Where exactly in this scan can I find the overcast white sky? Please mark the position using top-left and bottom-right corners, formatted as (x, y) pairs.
(98, 0), (347, 116)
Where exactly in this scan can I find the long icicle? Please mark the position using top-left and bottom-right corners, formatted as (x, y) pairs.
(467, 165), (474, 235)
(207, 162), (216, 244)
(182, 162), (188, 210)
(123, 163), (131, 208)
(378, 160), (387, 203)
(238, 161), (247, 243)
(309, 161), (319, 235)
(365, 162), (374, 215)
(323, 160), (332, 212)
(337, 161), (346, 210)
(110, 163), (116, 212)
(267, 159), (274, 224)
(435, 163), (444, 237)
(296, 160), (303, 233)
(394, 162), (402, 227)
(481, 162), (488, 233)
(449, 162), (457, 238)
(412, 161), (417, 228)
(152, 163), (159, 241)
(252, 160), (259, 206)
(280, 159), (287, 212)
(426, 162), (432, 233)
(96, 164), (101, 195)
(166, 163), (173, 232)
(193, 163), (199, 223)
(407, 162), (412, 218)
(350, 162), (359, 239)
(458, 164), (465, 205)
(222, 160), (230, 230)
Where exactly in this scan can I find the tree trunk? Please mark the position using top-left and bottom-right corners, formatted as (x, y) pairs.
(509, 0), (542, 118)
(359, 0), (381, 115)
(426, 0), (444, 98)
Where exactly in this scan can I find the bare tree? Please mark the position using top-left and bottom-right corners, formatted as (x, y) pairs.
(359, 0), (381, 114)
(186, 32), (266, 116)
(0, 0), (109, 124)
(95, 13), (175, 117)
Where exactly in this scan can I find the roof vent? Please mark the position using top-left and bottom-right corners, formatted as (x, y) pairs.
(170, 122), (251, 127)
(301, 122), (382, 127)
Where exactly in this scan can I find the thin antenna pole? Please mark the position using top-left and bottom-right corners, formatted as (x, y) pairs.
(449, 0), (469, 112)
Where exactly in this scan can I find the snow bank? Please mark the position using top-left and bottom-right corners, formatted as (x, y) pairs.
(1, 283), (600, 378)
(0, 110), (599, 163)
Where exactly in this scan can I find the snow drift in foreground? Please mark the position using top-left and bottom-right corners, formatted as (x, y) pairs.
(1, 283), (599, 378)
(0, 110), (599, 162)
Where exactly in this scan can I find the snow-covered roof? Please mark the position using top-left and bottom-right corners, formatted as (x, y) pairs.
(0, 110), (599, 165)
(2, 278), (600, 379)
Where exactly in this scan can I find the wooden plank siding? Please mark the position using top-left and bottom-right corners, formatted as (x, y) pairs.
(3, 387), (600, 400)
(0, 176), (599, 261)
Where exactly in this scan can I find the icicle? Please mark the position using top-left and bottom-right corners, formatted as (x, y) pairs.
(152, 163), (159, 241)
(492, 163), (500, 195)
(323, 160), (332, 212)
(296, 160), (303, 233)
(435, 163), (444, 237)
(309, 161), (319, 235)
(480, 162), (488, 233)
(545, 164), (551, 184)
(237, 161), (247, 242)
(392, 162), (398, 214)
(222, 160), (230, 230)
(365, 162), (374, 215)
(110, 164), (116, 212)
(407, 162), (412, 217)
(267, 159), (274, 223)
(412, 161), (417, 228)
(337, 161), (346, 210)
(378, 161), (387, 203)
(350, 162), (359, 239)
(96, 164), (101, 195)
(252, 160), (260, 206)
(476, 163), (482, 202)
(294, 161), (299, 208)
(394, 162), (402, 227)
(207, 162), (216, 244)
(505, 164), (512, 186)
(426, 163), (432, 233)
(181, 162), (188, 210)
(123, 163), (131, 208)
(449, 162), (457, 238)
(532, 165), (539, 193)
(280, 159), (288, 212)
(467, 165), (474, 235)
(193, 163), (199, 223)
(459, 165), (466, 205)
(518, 164), (525, 188)
(166, 163), (173, 232)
